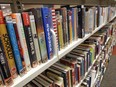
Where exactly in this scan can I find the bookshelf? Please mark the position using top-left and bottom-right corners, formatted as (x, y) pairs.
(0, 0), (116, 87)
(8, 15), (115, 87)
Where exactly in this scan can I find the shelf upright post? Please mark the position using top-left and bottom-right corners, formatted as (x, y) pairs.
(10, 0), (23, 13)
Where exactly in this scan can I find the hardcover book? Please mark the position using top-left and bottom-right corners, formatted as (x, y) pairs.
(11, 13), (31, 71)
(0, 11), (17, 78)
(25, 8), (48, 63)
(0, 37), (13, 86)
(29, 14), (41, 64)
(5, 16), (25, 75)
(22, 12), (38, 68)
(41, 7), (53, 59)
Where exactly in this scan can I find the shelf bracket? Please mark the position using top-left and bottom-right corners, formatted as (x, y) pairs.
(10, 0), (23, 13)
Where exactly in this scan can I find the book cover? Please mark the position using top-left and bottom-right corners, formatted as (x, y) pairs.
(41, 7), (53, 59)
(26, 8), (48, 63)
(0, 37), (13, 86)
(5, 16), (25, 75)
(0, 10), (17, 78)
(22, 12), (38, 68)
(11, 13), (31, 71)
(29, 14), (41, 64)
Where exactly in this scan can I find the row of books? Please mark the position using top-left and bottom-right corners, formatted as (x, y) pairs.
(80, 21), (116, 87)
(0, 5), (115, 86)
(55, 5), (116, 50)
(23, 21), (116, 87)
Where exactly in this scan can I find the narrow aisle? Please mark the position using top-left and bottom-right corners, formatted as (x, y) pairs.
(100, 45), (116, 87)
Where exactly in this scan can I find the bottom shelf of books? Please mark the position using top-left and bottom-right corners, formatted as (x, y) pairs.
(22, 18), (116, 87)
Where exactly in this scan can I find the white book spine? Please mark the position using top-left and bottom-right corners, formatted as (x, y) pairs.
(29, 15), (41, 64)
(16, 13), (31, 71)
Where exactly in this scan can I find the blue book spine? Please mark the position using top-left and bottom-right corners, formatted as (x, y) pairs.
(71, 8), (75, 40)
(41, 7), (53, 59)
(5, 16), (23, 74)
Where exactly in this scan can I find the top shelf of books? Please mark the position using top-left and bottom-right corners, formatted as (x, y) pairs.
(0, 0), (115, 6)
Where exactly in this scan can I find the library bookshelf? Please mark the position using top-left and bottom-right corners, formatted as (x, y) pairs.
(0, 0), (115, 87)
(11, 15), (116, 87)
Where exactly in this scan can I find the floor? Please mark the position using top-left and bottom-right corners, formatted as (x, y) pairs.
(100, 46), (116, 87)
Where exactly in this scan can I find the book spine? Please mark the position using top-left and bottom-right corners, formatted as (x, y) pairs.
(5, 16), (25, 75)
(71, 8), (75, 41)
(41, 7), (53, 60)
(68, 9), (73, 43)
(61, 8), (69, 46)
(74, 8), (78, 40)
(36, 8), (48, 63)
(0, 10), (17, 79)
(51, 8), (58, 49)
(11, 13), (31, 71)
(60, 59), (76, 85)
(12, 18), (26, 70)
(55, 10), (64, 50)
(22, 12), (38, 68)
(29, 14), (42, 64)
(0, 37), (13, 86)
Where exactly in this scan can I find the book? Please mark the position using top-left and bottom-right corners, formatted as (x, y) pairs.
(60, 57), (77, 85)
(0, 37), (13, 86)
(22, 12), (38, 68)
(36, 76), (53, 87)
(77, 5), (85, 38)
(29, 13), (41, 64)
(31, 79), (43, 87)
(41, 7), (53, 59)
(49, 65), (70, 87)
(54, 62), (72, 87)
(11, 13), (31, 71)
(0, 10), (17, 78)
(25, 8), (48, 63)
(55, 10), (64, 50)
(46, 71), (64, 87)
(72, 7), (78, 40)
(66, 8), (73, 43)
(12, 18), (26, 70)
(5, 16), (25, 75)
(51, 8), (58, 49)
(39, 74), (54, 87)
(61, 7), (69, 46)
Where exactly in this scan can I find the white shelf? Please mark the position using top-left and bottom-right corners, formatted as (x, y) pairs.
(10, 15), (116, 87)
(11, 56), (58, 87)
